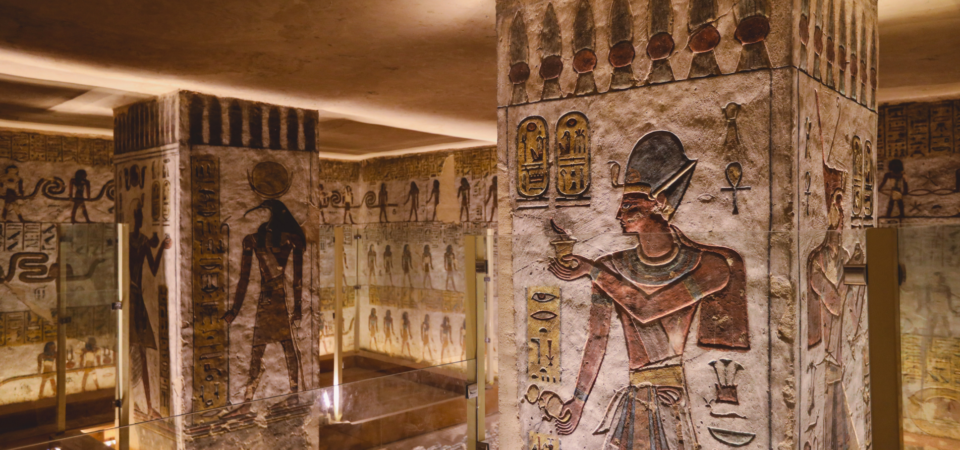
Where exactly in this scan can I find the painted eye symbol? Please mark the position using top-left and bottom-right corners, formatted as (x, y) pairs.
(532, 292), (558, 303)
(530, 311), (558, 321)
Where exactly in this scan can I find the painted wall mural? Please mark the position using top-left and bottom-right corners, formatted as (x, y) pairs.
(874, 99), (960, 449)
(315, 147), (498, 372)
(0, 129), (117, 439)
(877, 101), (960, 225)
(497, 1), (877, 449)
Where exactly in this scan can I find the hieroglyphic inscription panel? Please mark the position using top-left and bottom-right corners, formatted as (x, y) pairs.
(527, 286), (560, 384)
(191, 155), (229, 418)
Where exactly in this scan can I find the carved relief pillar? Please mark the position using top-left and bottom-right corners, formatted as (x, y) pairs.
(115, 92), (321, 447)
(497, 1), (878, 449)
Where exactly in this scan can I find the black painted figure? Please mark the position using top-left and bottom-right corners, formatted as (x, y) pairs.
(222, 199), (304, 416)
(1, 165), (25, 222)
(377, 183), (389, 223)
(484, 176), (498, 222)
(457, 177), (471, 222)
(129, 196), (171, 419)
(343, 186), (356, 224)
(318, 184), (329, 224)
(70, 169), (92, 223)
(879, 159), (908, 218)
(426, 179), (441, 221)
(404, 181), (420, 221)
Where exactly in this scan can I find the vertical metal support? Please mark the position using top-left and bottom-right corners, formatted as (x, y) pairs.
(465, 234), (488, 450)
(117, 224), (131, 450)
(465, 236), (478, 450)
(333, 227), (344, 421)
(56, 225), (67, 433)
(354, 234), (361, 356)
(866, 228), (903, 450)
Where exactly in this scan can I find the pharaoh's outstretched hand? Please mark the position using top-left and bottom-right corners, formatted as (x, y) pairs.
(548, 255), (594, 281)
(555, 397), (583, 435)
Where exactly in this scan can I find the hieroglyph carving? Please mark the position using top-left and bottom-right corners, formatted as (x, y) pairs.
(190, 155), (230, 418)
(517, 117), (549, 200)
(555, 112), (590, 200)
(527, 286), (561, 384)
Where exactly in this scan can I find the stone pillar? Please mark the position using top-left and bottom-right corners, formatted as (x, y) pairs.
(114, 91), (321, 447)
(496, 1), (878, 449)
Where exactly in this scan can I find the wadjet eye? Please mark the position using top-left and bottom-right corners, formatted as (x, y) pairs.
(531, 292), (558, 303)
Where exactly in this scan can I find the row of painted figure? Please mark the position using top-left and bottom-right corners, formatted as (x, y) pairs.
(317, 177), (497, 224)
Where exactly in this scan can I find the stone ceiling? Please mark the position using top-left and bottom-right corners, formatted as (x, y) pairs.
(0, 0), (952, 154)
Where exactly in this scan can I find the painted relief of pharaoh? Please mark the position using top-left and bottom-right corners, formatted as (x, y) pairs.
(548, 131), (748, 449)
(806, 150), (858, 450)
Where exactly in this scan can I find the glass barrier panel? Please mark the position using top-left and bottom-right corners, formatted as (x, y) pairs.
(59, 224), (120, 435)
(7, 360), (472, 450)
(898, 225), (960, 449)
(0, 223), (122, 447)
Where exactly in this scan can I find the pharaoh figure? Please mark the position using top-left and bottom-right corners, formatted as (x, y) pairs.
(420, 314), (435, 362)
(384, 310), (396, 352)
(806, 149), (857, 450)
(422, 245), (434, 289)
(426, 179), (441, 221)
(367, 244), (378, 285)
(404, 181), (420, 222)
(547, 131), (748, 448)
(402, 244), (414, 287)
(383, 245), (394, 286)
(401, 311), (413, 358)
(440, 316), (453, 363)
(458, 177), (471, 222)
(222, 198), (304, 416)
(129, 196), (171, 419)
(1, 164), (25, 222)
(37, 342), (57, 399)
(70, 169), (92, 223)
(368, 308), (380, 351)
(444, 244), (458, 291)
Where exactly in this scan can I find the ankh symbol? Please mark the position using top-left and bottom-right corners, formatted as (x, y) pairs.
(721, 162), (751, 215)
